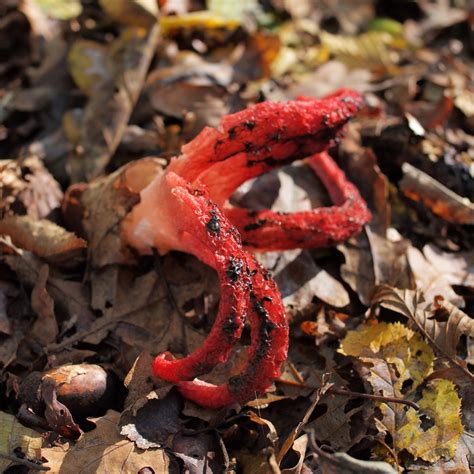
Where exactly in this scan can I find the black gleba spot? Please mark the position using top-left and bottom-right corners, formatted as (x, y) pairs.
(206, 211), (220, 233)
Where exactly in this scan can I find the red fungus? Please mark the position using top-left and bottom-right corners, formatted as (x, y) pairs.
(177, 256), (288, 408)
(167, 89), (371, 250)
(122, 171), (251, 382)
(225, 151), (371, 250)
(121, 90), (369, 407)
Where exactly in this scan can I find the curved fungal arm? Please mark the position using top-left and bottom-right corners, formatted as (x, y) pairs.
(166, 89), (371, 251)
(122, 171), (251, 382)
(225, 151), (371, 251)
(177, 256), (288, 409)
(167, 89), (363, 207)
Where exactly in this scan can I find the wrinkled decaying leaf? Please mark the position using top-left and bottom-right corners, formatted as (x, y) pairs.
(372, 285), (474, 377)
(400, 162), (474, 225)
(0, 215), (86, 266)
(99, 0), (158, 27)
(0, 411), (44, 472)
(407, 243), (474, 306)
(41, 410), (174, 472)
(0, 156), (63, 219)
(311, 449), (397, 474)
(67, 25), (160, 181)
(36, 0), (82, 20)
(68, 40), (109, 97)
(339, 228), (412, 306)
(340, 322), (464, 467)
(320, 31), (402, 73)
(30, 264), (58, 345)
(340, 322), (435, 396)
(377, 379), (464, 464)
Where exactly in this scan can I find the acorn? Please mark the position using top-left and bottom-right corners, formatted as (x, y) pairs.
(19, 364), (120, 420)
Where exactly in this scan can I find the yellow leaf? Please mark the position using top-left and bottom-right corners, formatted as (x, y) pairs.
(207, 0), (259, 21)
(396, 379), (463, 462)
(68, 40), (109, 97)
(320, 30), (402, 73)
(36, 0), (82, 20)
(340, 322), (434, 397)
(340, 322), (411, 356)
(159, 11), (240, 36)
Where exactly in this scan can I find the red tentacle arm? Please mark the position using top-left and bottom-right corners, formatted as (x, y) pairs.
(167, 89), (363, 207)
(122, 171), (251, 382)
(177, 256), (288, 409)
(225, 151), (371, 251)
(166, 89), (371, 250)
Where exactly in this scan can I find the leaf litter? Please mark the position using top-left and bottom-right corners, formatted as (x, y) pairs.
(0, 0), (473, 472)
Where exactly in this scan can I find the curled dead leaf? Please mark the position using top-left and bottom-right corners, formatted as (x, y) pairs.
(0, 215), (86, 266)
(400, 162), (474, 225)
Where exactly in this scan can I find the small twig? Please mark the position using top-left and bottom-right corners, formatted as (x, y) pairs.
(329, 387), (420, 411)
(276, 378), (420, 410)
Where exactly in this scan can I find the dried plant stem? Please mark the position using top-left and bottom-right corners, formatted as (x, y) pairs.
(276, 378), (420, 410)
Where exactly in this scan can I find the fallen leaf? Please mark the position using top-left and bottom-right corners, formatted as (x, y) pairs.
(312, 449), (397, 474)
(121, 391), (182, 448)
(340, 322), (435, 396)
(372, 285), (474, 377)
(36, 0), (82, 20)
(207, 0), (259, 20)
(0, 156), (63, 219)
(0, 411), (44, 472)
(68, 40), (109, 97)
(99, 0), (158, 27)
(287, 60), (373, 99)
(280, 434), (308, 474)
(67, 25), (160, 181)
(159, 11), (240, 36)
(339, 228), (412, 306)
(2, 250), (95, 333)
(320, 31), (401, 74)
(0, 215), (86, 267)
(30, 264), (58, 345)
(391, 379), (463, 463)
(41, 410), (174, 472)
(400, 162), (474, 225)
(407, 244), (474, 306)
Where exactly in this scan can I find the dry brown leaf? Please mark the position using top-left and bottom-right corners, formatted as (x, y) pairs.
(0, 156), (63, 219)
(2, 250), (95, 333)
(99, 0), (158, 27)
(64, 160), (161, 268)
(30, 264), (58, 346)
(400, 162), (474, 225)
(0, 411), (44, 472)
(339, 228), (412, 306)
(259, 248), (350, 312)
(305, 392), (372, 452)
(0, 281), (15, 336)
(0, 215), (86, 266)
(41, 410), (173, 473)
(320, 31), (401, 74)
(407, 243), (474, 306)
(67, 25), (160, 181)
(287, 60), (373, 99)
